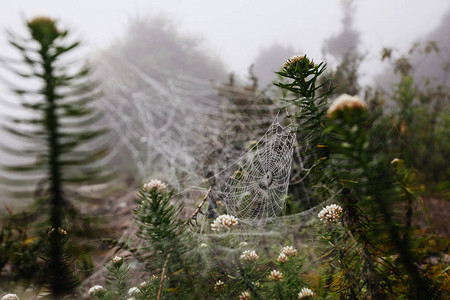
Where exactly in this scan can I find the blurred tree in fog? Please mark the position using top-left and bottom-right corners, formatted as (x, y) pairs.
(371, 7), (450, 193)
(94, 17), (229, 184)
(323, 0), (360, 60)
(322, 0), (362, 96)
(108, 17), (226, 81)
(95, 16), (280, 187)
(375, 6), (450, 93)
(0, 17), (112, 297)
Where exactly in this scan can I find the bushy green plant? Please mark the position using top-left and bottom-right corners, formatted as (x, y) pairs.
(275, 53), (446, 298)
(0, 16), (112, 297)
(0, 209), (40, 282)
(274, 55), (336, 212)
(381, 43), (450, 193)
(87, 182), (317, 300)
(104, 256), (130, 299)
(87, 54), (447, 300)
(40, 227), (79, 297)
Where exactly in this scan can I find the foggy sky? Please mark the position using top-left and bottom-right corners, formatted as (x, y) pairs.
(1, 0), (449, 85)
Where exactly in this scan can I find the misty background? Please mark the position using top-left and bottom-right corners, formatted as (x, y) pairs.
(0, 0), (449, 206)
(1, 0), (449, 84)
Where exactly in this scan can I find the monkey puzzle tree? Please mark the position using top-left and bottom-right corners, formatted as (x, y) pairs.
(0, 17), (111, 297)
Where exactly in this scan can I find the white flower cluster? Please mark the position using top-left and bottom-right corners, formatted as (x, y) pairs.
(211, 214), (238, 231)
(239, 241), (248, 247)
(284, 55), (303, 67)
(88, 285), (106, 297)
(1, 294), (19, 300)
(200, 243), (208, 248)
(277, 245), (299, 263)
(214, 280), (225, 290)
(318, 204), (343, 224)
(239, 290), (251, 300)
(298, 287), (315, 299)
(283, 55), (314, 69)
(277, 252), (288, 263)
(268, 269), (283, 281)
(281, 245), (298, 256)
(240, 250), (259, 262)
(327, 94), (367, 118)
(112, 255), (123, 265)
(143, 179), (167, 191)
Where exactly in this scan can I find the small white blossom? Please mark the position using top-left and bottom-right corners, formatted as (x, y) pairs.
(318, 204), (343, 224)
(277, 245), (298, 262)
(112, 256), (123, 265)
(1, 294), (19, 300)
(281, 246), (298, 256)
(391, 158), (404, 168)
(200, 243), (208, 248)
(268, 269), (283, 281)
(88, 285), (106, 297)
(143, 179), (167, 192)
(239, 290), (251, 300)
(214, 280), (225, 290)
(239, 241), (248, 247)
(283, 55), (314, 69)
(139, 281), (149, 289)
(240, 250), (259, 262)
(128, 287), (141, 297)
(327, 94), (367, 118)
(211, 214), (238, 231)
(277, 252), (288, 263)
(298, 287), (315, 299)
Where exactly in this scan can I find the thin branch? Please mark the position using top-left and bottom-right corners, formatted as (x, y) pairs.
(157, 252), (171, 300)
(177, 188), (212, 234)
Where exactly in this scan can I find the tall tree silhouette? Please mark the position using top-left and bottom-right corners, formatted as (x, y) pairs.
(1, 17), (112, 297)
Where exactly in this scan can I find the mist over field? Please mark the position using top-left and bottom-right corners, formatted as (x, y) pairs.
(0, 1), (448, 166)
(0, 1), (449, 299)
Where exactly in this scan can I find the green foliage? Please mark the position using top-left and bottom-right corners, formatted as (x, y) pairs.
(40, 228), (80, 298)
(104, 256), (130, 299)
(0, 209), (40, 282)
(394, 78), (450, 190)
(134, 186), (184, 269)
(0, 15), (444, 298)
(382, 42), (450, 193)
(90, 184), (316, 299)
(0, 16), (113, 297)
(275, 53), (446, 298)
(1, 16), (111, 212)
(275, 55), (335, 212)
(134, 184), (201, 298)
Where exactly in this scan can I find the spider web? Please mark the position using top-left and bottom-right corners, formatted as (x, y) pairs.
(95, 53), (278, 192)
(94, 54), (301, 228)
(81, 54), (320, 288)
(214, 118), (296, 227)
